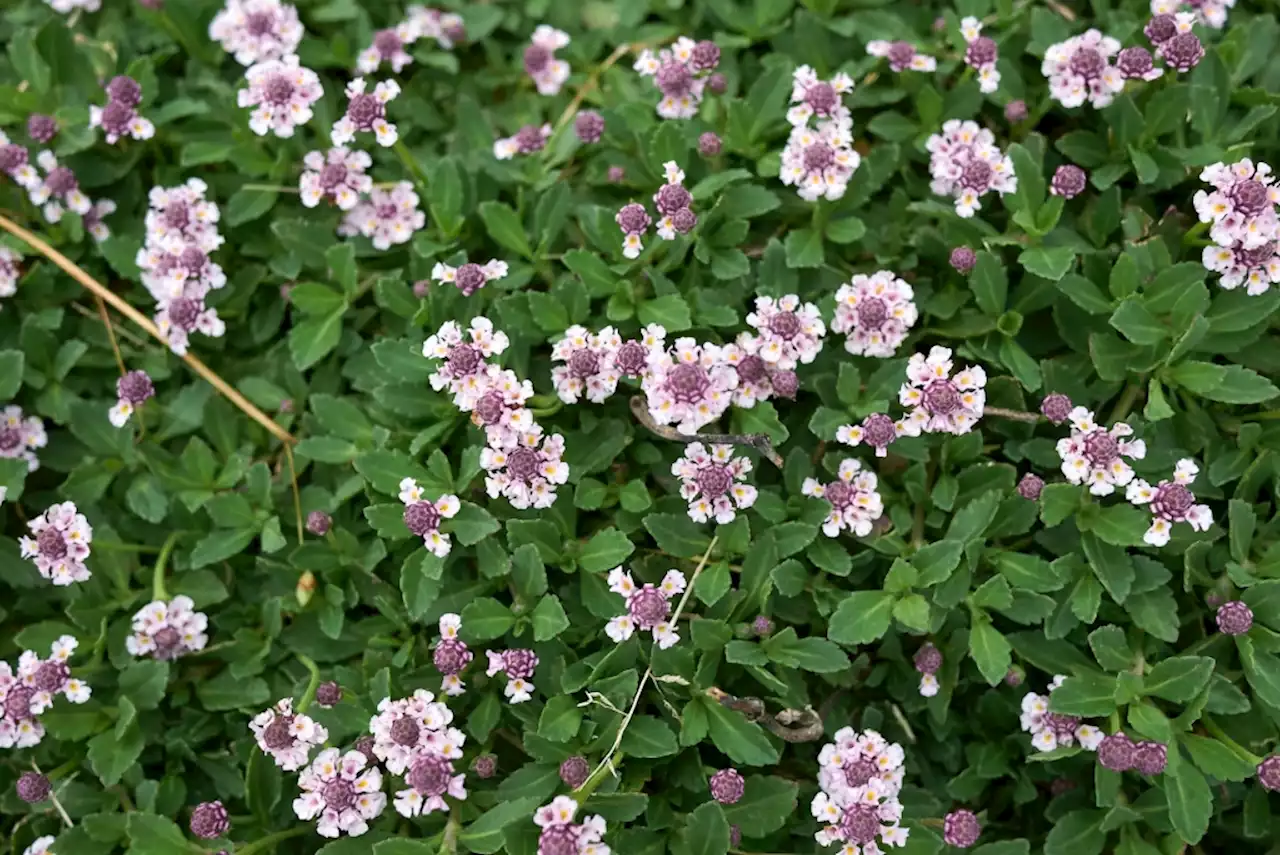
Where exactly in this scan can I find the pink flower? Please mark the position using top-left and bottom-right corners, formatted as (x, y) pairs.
(605, 567), (686, 649)
(815, 727), (906, 802)
(421, 317), (510, 410)
(339, 181), (425, 250)
(358, 21), (421, 74)
(613, 325), (666, 380)
(331, 77), (400, 147)
(155, 293), (225, 356)
(802, 459), (884, 538)
(1021, 676), (1105, 752)
(866, 40), (937, 73)
(926, 120), (1017, 217)
(898, 346), (986, 436)
(0, 637), (89, 749)
(671, 443), (757, 524)
(832, 271), (918, 357)
(433, 614), (471, 697)
(431, 259), (509, 296)
(27, 152), (92, 224)
(524, 26), (572, 96)
(481, 426), (569, 510)
(744, 294), (825, 369)
(486, 649), (539, 703)
(300, 147), (373, 210)
(779, 120), (860, 202)
(19, 501), (93, 585)
(633, 36), (718, 120)
(551, 326), (623, 404)
(837, 413), (900, 458)
(1193, 159), (1280, 250)
(293, 748), (386, 838)
(238, 54), (323, 137)
(369, 689), (462, 775)
(1202, 239), (1280, 294)
(1126, 458), (1213, 546)
(89, 99), (154, 144)
(960, 17), (1001, 93)
(0, 132), (39, 190)
(786, 65), (854, 127)
(395, 753), (467, 818)
(136, 243), (226, 304)
(720, 337), (792, 408)
(126, 596), (208, 660)
(1151, 0), (1233, 29)
(85, 199), (116, 242)
(1042, 30), (1125, 109)
(250, 698), (327, 770)
(144, 179), (223, 255)
(468, 366), (536, 448)
(1055, 406), (1145, 495)
(494, 123), (551, 160)
(532, 796), (610, 855)
(0, 405), (47, 472)
(811, 728), (909, 851)
(408, 5), (465, 48)
(398, 478), (461, 557)
(641, 338), (738, 435)
(209, 0), (304, 66)
(0, 246), (17, 300)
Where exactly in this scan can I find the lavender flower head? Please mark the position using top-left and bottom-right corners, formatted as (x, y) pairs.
(19, 837), (54, 855)
(209, 0), (305, 66)
(1, 635), (91, 751)
(811, 728), (909, 851)
(409, 5), (465, 48)
(1017, 473), (1045, 501)
(867, 40), (937, 73)
(606, 567), (687, 650)
(433, 613), (472, 696)
(126, 596), (208, 660)
(357, 20), (421, 74)
(190, 801), (230, 839)
(1258, 755), (1280, 791)
(1, 405), (48, 472)
(950, 247), (977, 274)
(744, 294), (826, 370)
(16, 771), (50, 803)
(802, 459), (884, 538)
(473, 755), (496, 779)
(0, 131), (39, 190)
(1004, 99), (1028, 123)
(551, 325), (623, 404)
(468, 365), (536, 449)
(0, 246), (17, 303)
(331, 77), (401, 147)
(339, 182), (425, 250)
(780, 120), (860, 202)
(1020, 675), (1105, 752)
(1126, 458), (1213, 546)
(110, 370), (155, 427)
(533, 796), (608, 855)
(431, 258), (510, 297)
(1194, 159), (1280, 251)
(634, 37), (720, 120)
(832, 270), (918, 358)
(369, 688), (462, 775)
(293, 748), (386, 837)
(486, 649), (540, 703)
(786, 65), (854, 127)
(752, 615), (774, 636)
(28, 152), (93, 224)
(1150, 0), (1232, 30)
(641, 338), (738, 434)
(1202, 238), (1280, 295)
(709, 769), (745, 805)
(898, 346), (987, 436)
(26, 115), (57, 145)
(306, 511), (332, 536)
(671, 443), (758, 524)
(1161, 31), (1205, 73)
(559, 756), (590, 789)
(238, 54), (323, 138)
(395, 752), (467, 818)
(1051, 164), (1088, 199)
(926, 120), (1018, 217)
(1043, 30), (1125, 109)
(1040, 393), (1073, 424)
(495, 124), (552, 160)
(398, 478), (461, 557)
(421, 317), (511, 410)
(525, 26), (572, 96)
(90, 78), (155, 145)
(250, 698), (328, 770)
(481, 426), (570, 511)
(914, 643), (942, 697)
(1216, 601), (1254, 635)
(613, 325), (665, 380)
(1133, 741), (1168, 775)
(616, 202), (652, 259)
(653, 161), (695, 241)
(1055, 406), (1146, 495)
(315, 681), (342, 708)
(944, 810), (981, 848)
(575, 111), (605, 144)
(1117, 46), (1163, 81)
(46, 0), (103, 13)
(960, 17), (1001, 93)
(20, 502), (93, 586)
(1097, 732), (1137, 771)
(837, 413), (900, 458)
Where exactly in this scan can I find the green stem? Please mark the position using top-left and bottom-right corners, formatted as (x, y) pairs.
(235, 826), (310, 855)
(574, 750), (626, 805)
(294, 653), (321, 714)
(1181, 221), (1208, 245)
(437, 813), (460, 855)
(393, 139), (429, 191)
(94, 541), (164, 554)
(1203, 716), (1263, 765)
(531, 402), (563, 418)
(151, 532), (182, 602)
(1107, 382), (1142, 424)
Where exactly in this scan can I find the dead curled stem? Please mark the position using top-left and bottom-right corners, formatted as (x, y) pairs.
(707, 687), (824, 743)
(629, 395), (784, 469)
(983, 405), (1042, 423)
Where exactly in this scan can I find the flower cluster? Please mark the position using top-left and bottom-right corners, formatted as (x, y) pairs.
(533, 796), (610, 855)
(338, 181), (425, 250)
(409, 5), (465, 48)
(139, 179), (227, 355)
(332, 77), (401, 147)
(0, 246), (18, 302)
(46, 0), (100, 12)
(482, 427), (570, 509)
(238, 53), (323, 138)
(837, 413), (900, 458)
(398, 478), (461, 557)
(787, 66), (852, 128)
(812, 728), (909, 853)
(431, 258), (510, 297)
(1, 406), (47, 471)
(744, 295), (825, 369)
(1195, 159), (1280, 294)
(606, 567), (687, 649)
(485, 649), (540, 703)
(0, 636), (90, 750)
(1126, 458), (1213, 546)
(1055, 406), (1145, 495)
(109, 370), (155, 428)
(1096, 732), (1169, 775)
(433, 613), (473, 696)
(552, 326), (624, 404)
(525, 26), (571, 96)
(1020, 676), (1105, 752)
(898, 346), (986, 436)
(914, 643), (942, 697)
(672, 443), (757, 524)
(615, 161), (696, 259)
(0, 131), (39, 191)
(960, 17), (1001, 93)
(19, 502), (93, 586)
(1042, 30), (1124, 109)
(926, 120), (1017, 217)
(90, 75), (155, 144)
(358, 8), (443, 75)
(802, 459), (885, 538)
(294, 749), (386, 837)
(866, 39), (936, 74)
(634, 36), (721, 119)
(780, 117), (860, 202)
(300, 147), (373, 210)
(1151, 0), (1233, 29)
(210, 0), (304, 66)
(831, 271), (918, 358)
(126, 596), (209, 660)
(495, 124), (552, 160)
(723, 335), (797, 407)
(28, 151), (94, 225)
(251, 698), (329, 771)
(641, 338), (737, 435)
(422, 317), (511, 409)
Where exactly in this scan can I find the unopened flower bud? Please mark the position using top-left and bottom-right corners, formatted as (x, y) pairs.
(950, 246), (976, 274)
(315, 681), (342, 708)
(709, 768), (745, 804)
(306, 510), (331, 536)
(559, 755), (590, 789)
(698, 132), (722, 157)
(16, 772), (50, 803)
(296, 570), (317, 606)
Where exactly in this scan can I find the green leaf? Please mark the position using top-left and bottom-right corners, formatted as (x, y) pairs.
(1018, 247), (1075, 281)
(1109, 298), (1166, 345)
(620, 715), (680, 758)
(531, 594), (570, 641)
(461, 598), (516, 642)
(1238, 637), (1280, 710)
(579, 527), (635, 573)
(1144, 656), (1213, 703)
(118, 661), (169, 711)
(458, 797), (542, 854)
(638, 295), (693, 332)
(1167, 361), (1278, 404)
(969, 620), (1012, 686)
(89, 723), (145, 786)
(828, 591), (895, 646)
(1087, 626), (1133, 671)
(10, 31), (51, 94)
(1229, 499), (1256, 564)
(449, 502), (500, 546)
(537, 695), (583, 742)
(1179, 734), (1255, 782)
(1050, 672), (1119, 716)
(784, 228), (824, 268)
(1081, 532), (1134, 605)
(374, 842), (437, 855)
(762, 627), (850, 673)
(1039, 484), (1081, 527)
(970, 251), (1008, 315)
(0, 350), (24, 398)
(643, 514), (712, 559)
(719, 776), (798, 836)
(189, 528), (258, 569)
(126, 813), (193, 855)
(1043, 811), (1106, 855)
(1165, 752), (1212, 844)
(674, 802), (730, 855)
(289, 308), (346, 371)
(703, 697), (779, 766)
(477, 201), (532, 258)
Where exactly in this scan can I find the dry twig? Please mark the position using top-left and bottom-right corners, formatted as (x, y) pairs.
(629, 395), (785, 468)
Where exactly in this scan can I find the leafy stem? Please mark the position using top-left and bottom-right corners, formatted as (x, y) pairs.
(151, 532), (182, 602)
(1202, 716), (1263, 766)
(294, 653), (321, 714)
(235, 826), (309, 855)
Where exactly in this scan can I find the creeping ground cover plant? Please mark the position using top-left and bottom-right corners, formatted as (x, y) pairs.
(5, 0), (1280, 854)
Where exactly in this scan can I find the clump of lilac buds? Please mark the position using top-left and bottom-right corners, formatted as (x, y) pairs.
(960, 17), (1000, 92)
(433, 614), (472, 696)
(1162, 32), (1205, 73)
(1117, 46), (1162, 81)
(1004, 100), (1028, 123)
(950, 247), (977, 274)
(752, 615), (773, 636)
(1017, 473), (1045, 500)
(944, 809), (981, 848)
(331, 77), (400, 147)
(315, 681), (342, 708)
(607, 165), (626, 183)
(574, 111), (605, 144)
(559, 755), (590, 789)
(1097, 733), (1136, 771)
(90, 76), (155, 144)
(1133, 741), (1167, 775)
(838, 413), (900, 459)
(126, 596), (208, 660)
(1216, 601), (1254, 635)
(525, 26), (571, 95)
(26, 115), (57, 145)
(707, 72), (727, 93)
(16, 771), (50, 803)
(1051, 164), (1088, 199)
(495, 123), (552, 160)
(914, 643), (942, 697)
(698, 132), (722, 157)
(1040, 393), (1073, 424)
(709, 768), (745, 805)
(110, 370), (155, 428)
(486, 649), (539, 703)
(190, 801), (229, 839)
(472, 755), (496, 779)
(634, 37), (721, 119)
(606, 567), (687, 648)
(306, 510), (331, 536)
(1258, 755), (1280, 791)
(1145, 14), (1180, 46)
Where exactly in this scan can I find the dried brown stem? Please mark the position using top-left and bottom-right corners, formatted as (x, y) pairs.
(984, 406), (1042, 423)
(707, 687), (824, 743)
(629, 395), (784, 469)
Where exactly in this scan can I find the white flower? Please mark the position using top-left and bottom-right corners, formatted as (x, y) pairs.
(250, 698), (328, 770)
(339, 182), (425, 251)
(294, 748), (386, 837)
(831, 271), (917, 358)
(1042, 30), (1125, 110)
(897, 346), (986, 436)
(671, 443), (757, 524)
(209, 0), (305, 66)
(779, 120), (860, 202)
(19, 501), (93, 585)
(1054, 406), (1145, 496)
(641, 338), (738, 435)
(331, 77), (400, 147)
(925, 120), (1017, 218)
(238, 54), (324, 138)
(126, 596), (208, 660)
(802, 459), (884, 538)
(1127, 458), (1213, 547)
(551, 326), (623, 404)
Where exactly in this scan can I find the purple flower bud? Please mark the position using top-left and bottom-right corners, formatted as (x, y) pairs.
(16, 771), (50, 803)
(670, 207), (697, 235)
(503, 648), (539, 680)
(949, 246), (976, 274)
(690, 40), (721, 73)
(616, 203), (651, 235)
(607, 165), (626, 183)
(730, 825), (742, 847)
(524, 43), (552, 75)
(404, 501), (442, 537)
(353, 734), (377, 763)
(1162, 32), (1204, 73)
(472, 754), (497, 779)
(454, 263), (487, 297)
(105, 75), (143, 108)
(279, 399), (294, 413)
(306, 510), (332, 536)
(1017, 473), (1045, 501)
(770, 369), (798, 399)
(413, 280), (430, 298)
(1259, 755), (1280, 791)
(698, 132), (722, 157)
(965, 36), (998, 68)
(559, 755), (590, 789)
(27, 114), (58, 144)
(434, 638), (472, 675)
(189, 801), (229, 839)
(1040, 393), (1072, 424)
(709, 768), (745, 804)
(859, 413), (897, 453)
(575, 111), (605, 144)
(943, 809), (981, 848)
(1117, 46), (1156, 80)
(1050, 164), (1087, 199)
(654, 183), (693, 217)
(514, 124), (549, 155)
(913, 643), (942, 675)
(1216, 601), (1254, 636)
(1097, 733), (1136, 771)
(314, 681), (342, 708)
(1132, 741), (1167, 776)
(707, 73), (727, 94)
(1004, 99), (1028, 123)
(751, 615), (773, 636)
(1004, 666), (1024, 687)
(117, 370), (154, 406)
(1144, 14), (1178, 45)
(656, 60), (694, 99)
